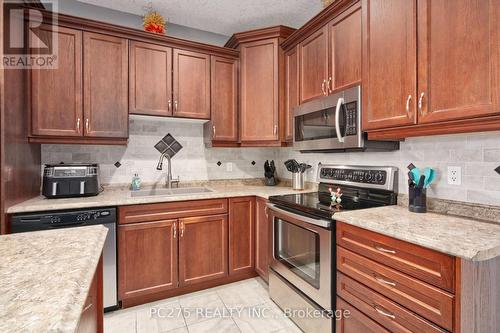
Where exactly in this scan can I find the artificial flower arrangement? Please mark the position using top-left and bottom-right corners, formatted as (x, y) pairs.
(329, 187), (343, 211)
(143, 9), (166, 34)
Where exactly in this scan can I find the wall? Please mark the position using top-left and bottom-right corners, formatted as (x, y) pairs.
(57, 0), (230, 46)
(276, 132), (500, 206)
(41, 116), (278, 185)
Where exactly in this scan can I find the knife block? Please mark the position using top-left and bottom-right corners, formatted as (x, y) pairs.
(408, 185), (427, 213)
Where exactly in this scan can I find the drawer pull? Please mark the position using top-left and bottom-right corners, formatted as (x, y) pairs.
(375, 245), (396, 254)
(374, 275), (396, 287)
(82, 303), (93, 313)
(374, 305), (396, 319)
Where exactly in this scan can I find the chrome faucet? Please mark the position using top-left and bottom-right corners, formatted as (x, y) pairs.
(156, 153), (179, 188)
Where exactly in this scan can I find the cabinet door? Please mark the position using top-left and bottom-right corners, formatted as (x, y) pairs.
(211, 56), (238, 141)
(336, 298), (390, 333)
(173, 49), (210, 119)
(118, 220), (178, 300)
(329, 5), (361, 92)
(299, 26), (329, 103)
(178, 215), (228, 286)
(285, 47), (299, 142)
(83, 32), (128, 138)
(129, 41), (172, 116)
(31, 26), (82, 137)
(417, 0), (500, 123)
(255, 197), (269, 282)
(229, 197), (255, 275)
(240, 39), (279, 142)
(362, 0), (417, 130)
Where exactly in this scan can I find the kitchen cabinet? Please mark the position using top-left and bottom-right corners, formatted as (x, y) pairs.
(229, 197), (255, 275)
(328, 5), (361, 91)
(285, 46), (299, 142)
(76, 256), (103, 333)
(173, 49), (211, 119)
(118, 220), (178, 300)
(31, 26), (83, 137)
(364, 0), (500, 138)
(129, 41), (172, 116)
(30, 28), (129, 143)
(206, 56), (238, 144)
(336, 297), (389, 333)
(178, 214), (228, 286)
(83, 32), (128, 138)
(255, 197), (270, 282)
(299, 27), (329, 103)
(226, 26), (294, 146)
(361, 0), (417, 130)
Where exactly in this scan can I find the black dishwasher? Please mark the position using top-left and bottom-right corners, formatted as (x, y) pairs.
(10, 207), (119, 311)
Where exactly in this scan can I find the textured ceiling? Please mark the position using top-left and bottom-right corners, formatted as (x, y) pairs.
(76, 0), (323, 36)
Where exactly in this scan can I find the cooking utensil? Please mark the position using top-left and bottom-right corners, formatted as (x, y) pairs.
(410, 168), (420, 184)
(423, 167), (436, 188)
(417, 174), (426, 189)
(284, 160), (295, 173)
(407, 163), (416, 171)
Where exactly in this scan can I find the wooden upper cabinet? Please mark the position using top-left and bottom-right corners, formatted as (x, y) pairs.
(362, 0), (417, 130)
(118, 220), (178, 300)
(83, 32), (128, 138)
(240, 39), (280, 142)
(178, 214), (228, 286)
(173, 49), (211, 119)
(329, 5), (361, 92)
(417, 0), (500, 123)
(31, 26), (83, 137)
(210, 56), (238, 142)
(285, 46), (299, 142)
(228, 197), (255, 275)
(299, 26), (329, 103)
(129, 41), (172, 116)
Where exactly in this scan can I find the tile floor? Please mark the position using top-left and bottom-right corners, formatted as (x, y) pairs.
(104, 278), (302, 333)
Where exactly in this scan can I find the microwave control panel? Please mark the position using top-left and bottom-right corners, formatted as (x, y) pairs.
(344, 101), (358, 136)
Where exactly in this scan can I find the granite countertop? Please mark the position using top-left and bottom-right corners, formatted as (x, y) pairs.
(334, 206), (500, 261)
(0, 225), (108, 332)
(6, 182), (314, 214)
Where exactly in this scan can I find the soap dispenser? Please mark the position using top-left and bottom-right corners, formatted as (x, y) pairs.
(131, 173), (141, 191)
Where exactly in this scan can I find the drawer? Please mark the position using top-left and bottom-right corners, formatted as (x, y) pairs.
(337, 246), (454, 331)
(119, 199), (228, 224)
(337, 272), (447, 333)
(336, 297), (390, 333)
(337, 222), (455, 292)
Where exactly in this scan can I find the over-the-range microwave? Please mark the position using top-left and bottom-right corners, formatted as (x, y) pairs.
(293, 85), (399, 152)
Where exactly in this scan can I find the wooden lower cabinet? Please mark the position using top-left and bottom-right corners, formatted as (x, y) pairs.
(229, 197), (255, 275)
(179, 214), (228, 286)
(255, 197), (270, 281)
(336, 297), (389, 333)
(77, 256), (103, 333)
(118, 220), (178, 300)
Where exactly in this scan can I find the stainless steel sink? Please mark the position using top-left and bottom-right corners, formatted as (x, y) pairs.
(130, 187), (214, 197)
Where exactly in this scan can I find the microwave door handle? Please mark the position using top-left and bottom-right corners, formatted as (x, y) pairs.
(335, 97), (345, 143)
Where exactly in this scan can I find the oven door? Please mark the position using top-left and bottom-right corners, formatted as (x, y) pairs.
(293, 86), (362, 151)
(267, 203), (332, 310)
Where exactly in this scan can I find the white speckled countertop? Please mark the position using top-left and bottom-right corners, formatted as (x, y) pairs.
(0, 225), (108, 332)
(6, 183), (314, 214)
(334, 206), (500, 261)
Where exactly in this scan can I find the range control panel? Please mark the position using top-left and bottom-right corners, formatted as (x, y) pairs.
(320, 167), (386, 185)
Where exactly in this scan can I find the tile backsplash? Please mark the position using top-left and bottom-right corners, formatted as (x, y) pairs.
(42, 116), (500, 206)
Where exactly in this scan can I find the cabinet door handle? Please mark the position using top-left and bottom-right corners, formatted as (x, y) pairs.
(174, 101), (178, 112)
(173, 222), (177, 238)
(212, 125), (216, 138)
(418, 92), (425, 114)
(273, 125), (278, 136)
(321, 80), (327, 95)
(180, 221), (185, 237)
(405, 95), (412, 115)
(374, 275), (397, 287)
(168, 100), (172, 112)
(264, 207), (269, 217)
(374, 305), (396, 319)
(76, 118), (81, 133)
(328, 77), (333, 94)
(375, 245), (397, 254)
(85, 119), (90, 133)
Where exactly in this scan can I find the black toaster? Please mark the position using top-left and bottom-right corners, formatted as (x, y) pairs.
(42, 164), (101, 199)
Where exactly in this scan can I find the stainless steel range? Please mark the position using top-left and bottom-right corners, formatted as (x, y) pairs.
(267, 164), (398, 333)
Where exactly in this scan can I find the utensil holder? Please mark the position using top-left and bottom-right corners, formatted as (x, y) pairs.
(292, 172), (304, 190)
(408, 186), (427, 213)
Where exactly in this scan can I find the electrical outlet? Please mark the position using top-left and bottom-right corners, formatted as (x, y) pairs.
(447, 166), (462, 185)
(226, 162), (233, 172)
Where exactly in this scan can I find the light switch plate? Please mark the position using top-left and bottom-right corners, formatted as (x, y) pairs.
(447, 166), (462, 185)
(226, 162), (233, 172)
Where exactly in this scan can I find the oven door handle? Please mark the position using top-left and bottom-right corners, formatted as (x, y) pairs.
(266, 203), (331, 229)
(335, 97), (345, 143)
